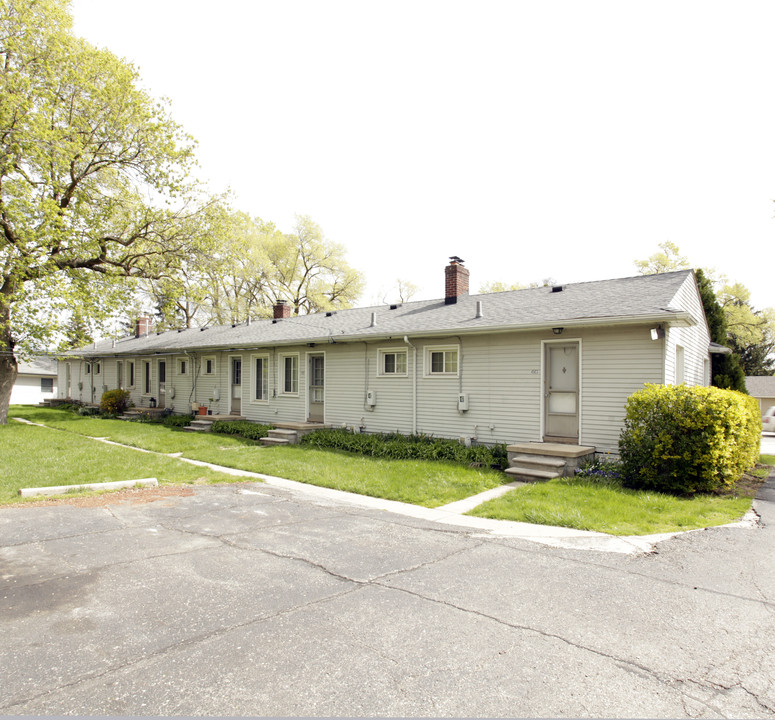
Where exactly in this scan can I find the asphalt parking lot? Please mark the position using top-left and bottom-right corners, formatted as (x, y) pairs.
(2, 466), (775, 718)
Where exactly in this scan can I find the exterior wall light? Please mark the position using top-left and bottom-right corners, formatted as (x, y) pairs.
(552, 327), (564, 335)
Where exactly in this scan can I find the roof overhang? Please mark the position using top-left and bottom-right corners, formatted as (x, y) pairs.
(709, 342), (732, 355)
(61, 310), (697, 358)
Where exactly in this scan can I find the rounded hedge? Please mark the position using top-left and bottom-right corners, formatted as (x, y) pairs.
(100, 389), (131, 416)
(619, 384), (761, 495)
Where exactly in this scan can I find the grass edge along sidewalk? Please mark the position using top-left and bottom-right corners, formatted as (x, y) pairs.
(4, 406), (767, 536)
(3, 407), (505, 508)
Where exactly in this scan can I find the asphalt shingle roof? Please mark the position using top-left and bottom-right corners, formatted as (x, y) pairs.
(69, 270), (696, 358)
(745, 376), (775, 397)
(17, 357), (58, 375)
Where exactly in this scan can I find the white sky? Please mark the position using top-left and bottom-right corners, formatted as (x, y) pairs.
(71, 0), (775, 310)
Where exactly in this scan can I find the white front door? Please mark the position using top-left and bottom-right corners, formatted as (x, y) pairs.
(231, 357), (242, 414)
(157, 360), (166, 408)
(543, 341), (579, 442)
(308, 354), (324, 422)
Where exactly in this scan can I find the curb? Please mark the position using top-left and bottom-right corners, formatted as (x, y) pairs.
(19, 478), (159, 498)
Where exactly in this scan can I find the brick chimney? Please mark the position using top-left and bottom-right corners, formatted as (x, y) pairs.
(273, 300), (291, 319)
(135, 315), (152, 337)
(445, 256), (469, 305)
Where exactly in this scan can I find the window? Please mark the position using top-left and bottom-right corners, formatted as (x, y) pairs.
(178, 359), (187, 375)
(280, 354), (298, 394)
(202, 356), (216, 375)
(252, 355), (269, 401)
(41, 377), (54, 393)
(144, 361), (151, 394)
(128, 361), (135, 388)
(116, 361), (123, 390)
(85, 363), (91, 374)
(95, 363), (101, 374)
(425, 345), (459, 376)
(378, 349), (408, 376)
(675, 345), (685, 385)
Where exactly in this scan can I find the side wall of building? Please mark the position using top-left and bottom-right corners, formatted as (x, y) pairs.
(664, 274), (711, 387)
(10, 374), (57, 405)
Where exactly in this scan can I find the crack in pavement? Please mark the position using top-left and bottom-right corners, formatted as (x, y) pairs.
(367, 578), (775, 714)
(482, 534), (775, 611)
(679, 675), (775, 717)
(0, 576), (361, 713)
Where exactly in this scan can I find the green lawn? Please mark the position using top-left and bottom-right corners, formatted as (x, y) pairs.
(467, 475), (756, 536)
(0, 419), (240, 503)
(4, 406), (766, 532)
(5, 406), (506, 507)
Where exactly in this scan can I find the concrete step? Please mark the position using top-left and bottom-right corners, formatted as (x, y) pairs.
(267, 428), (299, 441)
(509, 454), (566, 472)
(504, 466), (562, 482)
(259, 436), (292, 446)
(184, 419), (215, 432)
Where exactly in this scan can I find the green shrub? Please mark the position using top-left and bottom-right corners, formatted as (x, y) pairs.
(163, 414), (192, 428)
(619, 384), (761, 495)
(78, 405), (102, 416)
(299, 429), (508, 469)
(210, 420), (273, 441)
(100, 389), (131, 416)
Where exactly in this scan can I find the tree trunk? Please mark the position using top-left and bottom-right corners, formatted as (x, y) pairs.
(0, 302), (17, 425)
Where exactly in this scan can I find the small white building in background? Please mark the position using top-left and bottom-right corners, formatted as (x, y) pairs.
(11, 357), (58, 405)
(745, 376), (775, 417)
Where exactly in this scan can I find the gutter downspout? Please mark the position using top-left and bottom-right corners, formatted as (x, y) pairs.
(403, 336), (417, 435)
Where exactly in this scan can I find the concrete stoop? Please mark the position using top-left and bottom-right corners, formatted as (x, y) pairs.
(260, 429), (299, 446)
(505, 442), (596, 482)
(184, 419), (215, 432)
(259, 422), (330, 447)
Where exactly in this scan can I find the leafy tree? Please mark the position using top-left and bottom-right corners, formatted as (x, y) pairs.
(0, 0), (213, 422)
(479, 281), (527, 293)
(141, 211), (363, 327)
(260, 214), (363, 315)
(695, 269), (746, 391)
(718, 283), (775, 376)
(634, 241), (689, 275)
(60, 311), (93, 350)
(478, 278), (556, 293)
(394, 279), (420, 303)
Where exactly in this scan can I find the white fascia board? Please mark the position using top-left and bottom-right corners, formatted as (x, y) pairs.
(69, 311), (696, 357)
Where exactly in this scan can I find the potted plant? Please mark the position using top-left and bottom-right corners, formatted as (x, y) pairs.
(198, 404), (207, 416)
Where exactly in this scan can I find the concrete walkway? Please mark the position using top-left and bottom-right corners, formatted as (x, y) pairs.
(11, 416), (761, 555)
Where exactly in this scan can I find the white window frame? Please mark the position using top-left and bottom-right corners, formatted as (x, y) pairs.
(378, 348), (408, 377)
(251, 354), (270, 403)
(95, 362), (101, 375)
(202, 355), (217, 376)
(279, 353), (299, 395)
(177, 357), (188, 376)
(85, 362), (91, 375)
(128, 361), (135, 388)
(424, 344), (460, 377)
